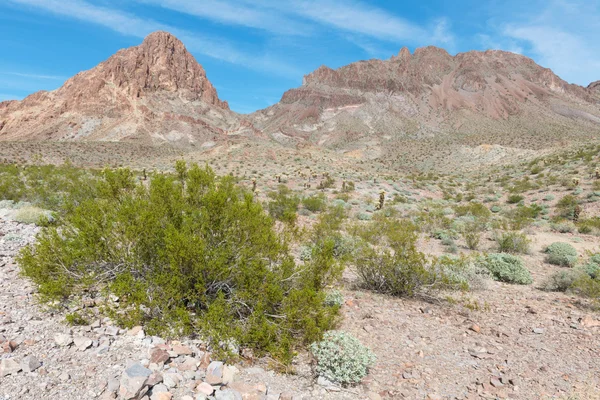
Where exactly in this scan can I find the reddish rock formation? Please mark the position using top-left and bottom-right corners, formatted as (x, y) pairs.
(252, 47), (600, 159)
(0, 31), (236, 144)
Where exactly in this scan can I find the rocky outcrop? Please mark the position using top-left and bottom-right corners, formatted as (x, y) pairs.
(252, 46), (600, 163)
(0, 31), (237, 144)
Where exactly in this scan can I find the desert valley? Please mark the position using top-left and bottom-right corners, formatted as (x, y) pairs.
(0, 29), (599, 400)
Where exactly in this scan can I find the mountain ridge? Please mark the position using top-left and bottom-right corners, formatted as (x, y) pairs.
(1, 31), (599, 171)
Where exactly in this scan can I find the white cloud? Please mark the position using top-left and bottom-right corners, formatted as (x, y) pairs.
(498, 0), (600, 85)
(135, 0), (312, 36)
(7, 0), (301, 77)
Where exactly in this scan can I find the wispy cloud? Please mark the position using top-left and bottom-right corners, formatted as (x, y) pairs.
(497, 0), (600, 85)
(135, 0), (312, 36)
(7, 0), (301, 77)
(135, 0), (455, 48)
(275, 0), (454, 47)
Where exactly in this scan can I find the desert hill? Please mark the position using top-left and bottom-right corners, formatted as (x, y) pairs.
(0, 31), (242, 145)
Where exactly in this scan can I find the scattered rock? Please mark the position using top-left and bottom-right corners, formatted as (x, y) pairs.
(119, 362), (152, 400)
(0, 358), (22, 376)
(206, 361), (224, 385)
(469, 324), (481, 333)
(54, 333), (73, 347)
(21, 355), (41, 373)
(214, 389), (243, 400)
(196, 381), (215, 396)
(74, 336), (93, 351)
(533, 328), (545, 334)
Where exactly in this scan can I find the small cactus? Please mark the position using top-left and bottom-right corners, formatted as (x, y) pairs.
(572, 177), (580, 186)
(251, 177), (257, 192)
(376, 190), (385, 210)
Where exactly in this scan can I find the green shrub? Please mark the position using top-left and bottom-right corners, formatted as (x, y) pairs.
(302, 193), (327, 212)
(491, 205), (502, 213)
(18, 164), (340, 363)
(462, 229), (481, 250)
(556, 195), (579, 220)
(552, 221), (576, 233)
(354, 219), (429, 296)
(311, 331), (376, 385)
(477, 253), (533, 285)
(454, 202), (491, 219)
(545, 242), (578, 267)
(267, 185), (300, 225)
(507, 194), (524, 204)
(541, 270), (582, 292)
(495, 232), (531, 254)
(584, 254), (600, 279)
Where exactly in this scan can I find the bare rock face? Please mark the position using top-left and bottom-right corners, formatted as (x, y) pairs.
(252, 47), (600, 169)
(0, 31), (238, 144)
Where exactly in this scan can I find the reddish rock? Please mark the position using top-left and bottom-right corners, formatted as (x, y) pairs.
(149, 349), (170, 365)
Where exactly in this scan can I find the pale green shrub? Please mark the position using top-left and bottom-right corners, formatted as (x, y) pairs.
(324, 290), (344, 307)
(311, 331), (376, 385)
(477, 253), (533, 285)
(545, 242), (578, 267)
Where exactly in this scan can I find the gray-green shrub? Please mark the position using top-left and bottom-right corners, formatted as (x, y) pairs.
(545, 242), (578, 267)
(311, 331), (376, 385)
(477, 253), (533, 284)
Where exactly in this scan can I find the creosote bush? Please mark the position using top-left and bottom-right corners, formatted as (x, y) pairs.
(495, 231), (531, 254)
(310, 331), (376, 385)
(353, 217), (485, 296)
(477, 253), (533, 285)
(545, 242), (578, 267)
(18, 163), (341, 363)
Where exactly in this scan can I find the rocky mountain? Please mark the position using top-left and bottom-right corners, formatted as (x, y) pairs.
(1, 32), (599, 170)
(252, 47), (600, 170)
(0, 31), (242, 145)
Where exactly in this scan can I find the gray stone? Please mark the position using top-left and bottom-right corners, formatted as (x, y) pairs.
(54, 333), (73, 347)
(1, 358), (22, 377)
(533, 328), (545, 334)
(73, 336), (93, 351)
(151, 383), (169, 393)
(206, 361), (224, 385)
(107, 378), (120, 393)
(162, 372), (180, 388)
(119, 363), (152, 400)
(215, 389), (243, 400)
(21, 355), (41, 373)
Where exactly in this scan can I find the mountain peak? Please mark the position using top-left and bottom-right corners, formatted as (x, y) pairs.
(53, 31), (228, 109)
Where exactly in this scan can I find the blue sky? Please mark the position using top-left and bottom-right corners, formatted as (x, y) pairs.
(1, 0), (599, 113)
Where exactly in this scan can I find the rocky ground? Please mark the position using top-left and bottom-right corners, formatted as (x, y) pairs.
(1, 211), (600, 400)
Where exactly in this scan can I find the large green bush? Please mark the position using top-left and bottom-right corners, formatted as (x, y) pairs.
(353, 218), (484, 296)
(18, 164), (340, 363)
(545, 242), (578, 267)
(311, 331), (376, 385)
(477, 253), (533, 285)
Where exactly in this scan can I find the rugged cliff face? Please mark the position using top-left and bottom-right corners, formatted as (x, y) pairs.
(250, 46), (600, 169)
(1, 32), (599, 170)
(0, 31), (236, 144)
